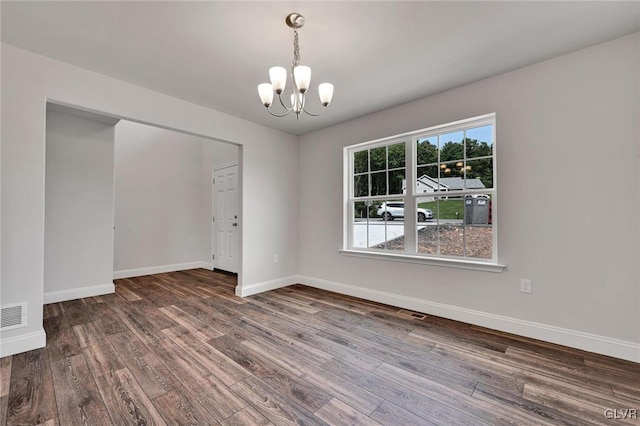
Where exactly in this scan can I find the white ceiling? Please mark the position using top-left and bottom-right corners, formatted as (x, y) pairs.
(2, 1), (639, 136)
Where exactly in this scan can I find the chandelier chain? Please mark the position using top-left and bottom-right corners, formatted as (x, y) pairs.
(292, 29), (301, 68)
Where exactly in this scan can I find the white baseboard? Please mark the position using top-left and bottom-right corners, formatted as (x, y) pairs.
(0, 328), (46, 358)
(236, 275), (299, 297)
(44, 283), (115, 304)
(114, 261), (211, 279)
(298, 275), (640, 363)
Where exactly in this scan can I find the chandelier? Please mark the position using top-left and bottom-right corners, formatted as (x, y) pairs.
(257, 13), (334, 120)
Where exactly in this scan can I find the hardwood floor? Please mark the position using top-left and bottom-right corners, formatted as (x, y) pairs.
(2, 269), (639, 425)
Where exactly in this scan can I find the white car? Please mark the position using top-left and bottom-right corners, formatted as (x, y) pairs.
(377, 202), (434, 222)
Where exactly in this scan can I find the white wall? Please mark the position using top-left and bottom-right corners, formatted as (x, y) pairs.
(0, 44), (299, 357)
(298, 34), (640, 361)
(44, 108), (116, 303)
(115, 121), (201, 273)
(113, 120), (239, 276)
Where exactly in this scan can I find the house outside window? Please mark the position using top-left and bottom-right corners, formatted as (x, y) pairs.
(344, 113), (499, 269)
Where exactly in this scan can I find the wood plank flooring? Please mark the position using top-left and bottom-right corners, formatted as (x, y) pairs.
(2, 269), (639, 425)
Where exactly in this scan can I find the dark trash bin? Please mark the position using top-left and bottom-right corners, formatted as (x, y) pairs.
(464, 196), (489, 225)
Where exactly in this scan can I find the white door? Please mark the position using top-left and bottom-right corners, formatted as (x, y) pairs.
(212, 164), (239, 273)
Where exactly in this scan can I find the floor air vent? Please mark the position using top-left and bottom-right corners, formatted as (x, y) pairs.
(397, 309), (427, 320)
(1, 302), (27, 331)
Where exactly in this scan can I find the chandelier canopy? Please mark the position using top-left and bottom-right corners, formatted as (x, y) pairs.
(257, 13), (334, 120)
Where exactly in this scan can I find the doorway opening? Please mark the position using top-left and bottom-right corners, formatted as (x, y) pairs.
(43, 102), (242, 304)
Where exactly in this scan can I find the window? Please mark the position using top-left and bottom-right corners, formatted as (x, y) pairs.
(344, 114), (500, 269)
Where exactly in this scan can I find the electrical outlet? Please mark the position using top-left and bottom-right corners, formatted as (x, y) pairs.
(273, 254), (279, 264)
(520, 279), (532, 294)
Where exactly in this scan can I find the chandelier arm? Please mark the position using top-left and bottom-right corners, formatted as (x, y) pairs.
(265, 107), (292, 118)
(277, 93), (293, 111)
(301, 105), (328, 117)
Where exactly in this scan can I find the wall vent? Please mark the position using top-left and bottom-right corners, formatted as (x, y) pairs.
(0, 302), (27, 331)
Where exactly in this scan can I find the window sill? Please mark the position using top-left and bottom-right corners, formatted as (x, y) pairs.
(339, 249), (506, 273)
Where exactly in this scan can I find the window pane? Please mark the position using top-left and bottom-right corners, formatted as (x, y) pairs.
(377, 199), (402, 221)
(466, 158), (493, 189)
(439, 225), (464, 256)
(439, 131), (464, 163)
(370, 146), (386, 171)
(369, 200), (405, 251)
(352, 201), (370, 248)
(354, 150), (369, 174)
(463, 194), (492, 259)
(389, 169), (405, 195)
(370, 172), (387, 196)
(354, 201), (370, 220)
(465, 125), (493, 159)
(463, 195), (491, 225)
(371, 221), (405, 251)
(417, 226), (438, 254)
(416, 165), (439, 197)
(418, 198), (436, 216)
(417, 137), (438, 166)
(388, 142), (406, 169)
(377, 227), (404, 249)
(438, 198), (464, 222)
(416, 203), (434, 223)
(371, 201), (381, 217)
(417, 201), (438, 254)
(354, 174), (368, 197)
(440, 161), (464, 185)
(465, 225), (492, 259)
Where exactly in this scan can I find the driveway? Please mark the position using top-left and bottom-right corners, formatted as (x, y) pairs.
(352, 218), (463, 248)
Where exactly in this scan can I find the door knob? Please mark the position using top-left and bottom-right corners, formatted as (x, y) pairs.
(232, 222), (238, 227)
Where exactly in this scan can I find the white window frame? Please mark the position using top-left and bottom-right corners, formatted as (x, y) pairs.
(342, 113), (505, 272)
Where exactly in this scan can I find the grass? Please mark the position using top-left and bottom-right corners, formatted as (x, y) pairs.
(419, 199), (464, 220)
